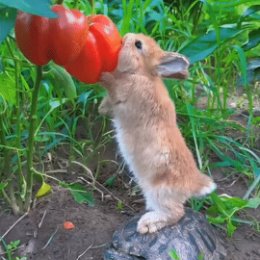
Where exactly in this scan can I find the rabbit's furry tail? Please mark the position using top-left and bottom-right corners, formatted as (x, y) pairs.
(191, 174), (217, 197)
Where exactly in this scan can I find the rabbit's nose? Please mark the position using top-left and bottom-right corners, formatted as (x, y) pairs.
(122, 37), (129, 47)
(122, 35), (129, 45)
(123, 33), (135, 44)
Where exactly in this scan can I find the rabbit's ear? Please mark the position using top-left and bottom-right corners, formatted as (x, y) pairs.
(157, 52), (189, 79)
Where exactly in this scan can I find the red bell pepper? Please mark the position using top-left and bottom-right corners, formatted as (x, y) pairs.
(65, 15), (122, 83)
(15, 5), (122, 84)
(15, 5), (89, 66)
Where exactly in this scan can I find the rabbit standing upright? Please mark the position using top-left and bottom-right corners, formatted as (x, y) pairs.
(99, 33), (216, 234)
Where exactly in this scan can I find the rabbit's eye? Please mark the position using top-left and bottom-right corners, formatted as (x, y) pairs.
(135, 40), (142, 50)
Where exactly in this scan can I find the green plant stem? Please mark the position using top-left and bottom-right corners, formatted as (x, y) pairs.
(6, 38), (15, 58)
(191, 2), (203, 34)
(0, 112), (17, 213)
(0, 89), (7, 179)
(246, 87), (254, 144)
(13, 61), (25, 192)
(14, 62), (21, 151)
(7, 183), (20, 215)
(15, 68), (24, 193)
(24, 66), (43, 211)
(1, 189), (12, 207)
(1, 187), (20, 215)
(16, 150), (24, 184)
(0, 113), (10, 180)
(0, 39), (14, 183)
(4, 37), (24, 214)
(243, 174), (260, 199)
(89, 0), (95, 14)
(0, 113), (5, 147)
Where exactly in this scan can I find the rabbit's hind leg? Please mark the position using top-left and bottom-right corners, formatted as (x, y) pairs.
(137, 187), (185, 234)
(137, 211), (169, 234)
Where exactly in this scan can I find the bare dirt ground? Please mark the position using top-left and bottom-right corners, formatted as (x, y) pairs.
(1, 188), (129, 260)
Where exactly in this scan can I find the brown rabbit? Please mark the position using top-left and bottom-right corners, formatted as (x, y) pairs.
(99, 33), (216, 234)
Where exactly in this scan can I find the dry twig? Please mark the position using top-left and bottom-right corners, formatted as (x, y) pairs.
(1, 212), (28, 240)
(75, 243), (107, 260)
(42, 226), (59, 250)
(78, 176), (136, 212)
(38, 210), (47, 229)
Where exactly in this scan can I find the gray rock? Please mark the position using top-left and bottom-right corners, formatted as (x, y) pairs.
(104, 208), (226, 260)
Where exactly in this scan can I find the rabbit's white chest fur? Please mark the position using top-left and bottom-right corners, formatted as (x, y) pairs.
(113, 118), (164, 212)
(113, 119), (136, 174)
(113, 116), (171, 183)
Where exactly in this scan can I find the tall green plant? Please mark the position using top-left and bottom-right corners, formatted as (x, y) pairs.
(0, 0), (77, 213)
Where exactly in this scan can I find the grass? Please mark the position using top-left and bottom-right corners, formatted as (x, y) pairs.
(0, 0), (259, 239)
(0, 238), (27, 260)
(169, 249), (205, 260)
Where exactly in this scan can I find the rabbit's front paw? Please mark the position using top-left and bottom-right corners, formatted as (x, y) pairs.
(100, 72), (115, 88)
(137, 211), (168, 234)
(98, 96), (112, 116)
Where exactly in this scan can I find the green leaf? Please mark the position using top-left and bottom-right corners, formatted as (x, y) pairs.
(180, 28), (243, 64)
(49, 64), (77, 100)
(0, 0), (56, 18)
(104, 175), (116, 187)
(7, 240), (20, 250)
(0, 182), (7, 191)
(0, 58), (3, 72)
(0, 72), (16, 104)
(198, 252), (205, 260)
(48, 98), (70, 109)
(220, 196), (248, 210)
(241, 5), (260, 20)
(242, 29), (260, 51)
(36, 182), (52, 198)
(227, 220), (237, 237)
(0, 7), (16, 43)
(211, 161), (233, 168)
(207, 216), (226, 225)
(209, 193), (228, 215)
(246, 198), (260, 209)
(78, 90), (93, 106)
(254, 167), (260, 177)
(116, 200), (124, 211)
(169, 249), (181, 260)
(233, 45), (248, 86)
(65, 183), (95, 206)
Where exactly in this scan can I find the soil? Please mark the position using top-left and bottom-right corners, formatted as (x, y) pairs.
(0, 115), (259, 260)
(1, 187), (130, 260)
